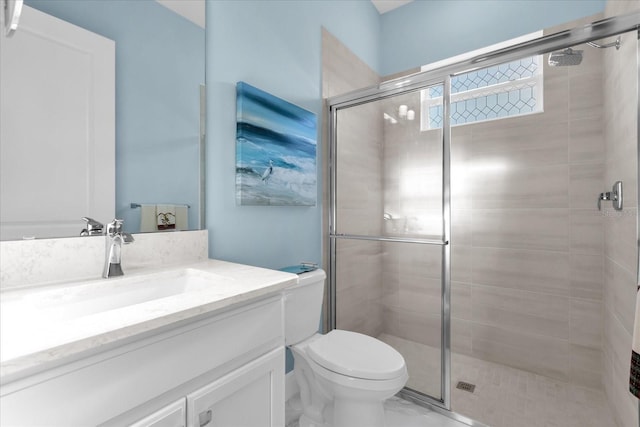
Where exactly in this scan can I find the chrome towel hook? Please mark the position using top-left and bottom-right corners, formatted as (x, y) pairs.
(598, 181), (623, 211)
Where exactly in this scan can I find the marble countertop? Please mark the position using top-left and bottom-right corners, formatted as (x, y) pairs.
(0, 259), (298, 382)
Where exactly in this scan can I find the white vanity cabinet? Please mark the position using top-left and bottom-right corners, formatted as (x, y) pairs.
(130, 399), (187, 427)
(187, 348), (284, 427)
(0, 295), (285, 427)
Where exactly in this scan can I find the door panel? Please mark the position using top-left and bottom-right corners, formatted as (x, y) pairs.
(0, 5), (114, 239)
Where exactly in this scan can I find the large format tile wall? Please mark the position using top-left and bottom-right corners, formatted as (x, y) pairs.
(321, 29), (384, 336)
(378, 20), (607, 391)
(603, 1), (639, 426)
(456, 41), (605, 389)
(380, 92), (444, 352)
(324, 9), (640, 424)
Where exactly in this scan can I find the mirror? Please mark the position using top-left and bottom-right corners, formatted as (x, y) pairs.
(0, 0), (205, 240)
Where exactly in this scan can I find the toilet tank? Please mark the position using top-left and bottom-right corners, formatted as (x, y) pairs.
(284, 268), (326, 345)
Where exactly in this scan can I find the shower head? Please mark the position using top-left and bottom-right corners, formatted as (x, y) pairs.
(548, 47), (583, 67)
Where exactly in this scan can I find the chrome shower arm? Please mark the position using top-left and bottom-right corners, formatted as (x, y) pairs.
(587, 37), (621, 50)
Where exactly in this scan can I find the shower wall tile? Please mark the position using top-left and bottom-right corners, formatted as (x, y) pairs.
(569, 72), (604, 121)
(569, 117), (605, 164)
(471, 284), (570, 340)
(471, 164), (569, 209)
(570, 209), (604, 255)
(452, 24), (606, 390)
(451, 245), (472, 284)
(382, 306), (401, 338)
(372, 11), (613, 396)
(335, 106), (383, 237)
(452, 282), (472, 321)
(322, 27), (384, 335)
(382, 242), (442, 280)
(471, 208), (570, 252)
(472, 247), (570, 296)
(452, 318), (472, 356)
(321, 28), (379, 99)
(569, 162), (605, 209)
(570, 253), (604, 300)
(471, 323), (570, 381)
(336, 284), (383, 337)
(569, 344), (603, 389)
(397, 277), (441, 314)
(451, 209), (471, 246)
(603, 308), (636, 427)
(604, 207), (638, 275)
(602, 2), (638, 424)
(541, 66), (569, 122)
(336, 208), (383, 236)
(451, 129), (473, 210)
(470, 119), (568, 168)
(604, 256), (637, 335)
(335, 240), (382, 290)
(398, 310), (441, 348)
(569, 299), (602, 348)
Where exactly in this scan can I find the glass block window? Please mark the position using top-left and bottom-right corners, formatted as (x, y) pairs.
(421, 56), (543, 130)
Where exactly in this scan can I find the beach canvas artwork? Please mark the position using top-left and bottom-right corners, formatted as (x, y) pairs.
(236, 82), (317, 206)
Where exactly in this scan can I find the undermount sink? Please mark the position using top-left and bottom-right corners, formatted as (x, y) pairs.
(2, 268), (221, 323)
(0, 267), (232, 363)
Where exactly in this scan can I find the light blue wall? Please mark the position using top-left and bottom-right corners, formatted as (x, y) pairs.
(380, 0), (607, 75)
(25, 0), (205, 232)
(205, 0), (380, 270)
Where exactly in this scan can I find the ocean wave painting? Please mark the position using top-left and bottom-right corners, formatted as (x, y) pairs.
(236, 81), (317, 206)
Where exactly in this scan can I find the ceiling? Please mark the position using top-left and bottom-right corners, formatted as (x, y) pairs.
(371, 0), (414, 14)
(155, 0), (205, 28)
(155, 0), (413, 27)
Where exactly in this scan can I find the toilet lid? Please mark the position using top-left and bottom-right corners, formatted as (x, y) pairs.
(306, 330), (406, 380)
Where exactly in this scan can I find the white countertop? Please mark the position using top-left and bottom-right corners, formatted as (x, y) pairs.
(0, 259), (297, 382)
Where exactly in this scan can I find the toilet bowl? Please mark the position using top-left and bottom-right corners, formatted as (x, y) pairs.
(284, 269), (408, 427)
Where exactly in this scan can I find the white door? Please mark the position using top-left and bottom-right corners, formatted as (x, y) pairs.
(0, 5), (115, 240)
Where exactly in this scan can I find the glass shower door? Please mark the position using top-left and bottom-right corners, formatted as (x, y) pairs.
(329, 83), (450, 406)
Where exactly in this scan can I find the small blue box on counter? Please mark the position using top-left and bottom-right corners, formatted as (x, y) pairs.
(279, 263), (318, 275)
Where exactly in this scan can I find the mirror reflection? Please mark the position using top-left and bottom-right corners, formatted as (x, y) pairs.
(0, 0), (205, 240)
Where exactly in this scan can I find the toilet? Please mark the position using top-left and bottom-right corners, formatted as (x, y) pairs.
(284, 268), (408, 427)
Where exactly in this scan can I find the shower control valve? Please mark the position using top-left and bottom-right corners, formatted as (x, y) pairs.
(598, 181), (623, 211)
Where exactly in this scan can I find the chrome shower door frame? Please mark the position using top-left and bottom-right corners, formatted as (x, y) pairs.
(327, 9), (640, 419)
(328, 76), (452, 409)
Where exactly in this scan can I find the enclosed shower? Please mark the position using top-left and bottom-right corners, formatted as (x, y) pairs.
(326, 11), (639, 427)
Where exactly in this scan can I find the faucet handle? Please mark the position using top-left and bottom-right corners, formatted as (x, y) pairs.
(106, 218), (124, 235)
(80, 217), (103, 236)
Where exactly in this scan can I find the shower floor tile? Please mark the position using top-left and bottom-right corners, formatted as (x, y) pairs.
(378, 333), (618, 427)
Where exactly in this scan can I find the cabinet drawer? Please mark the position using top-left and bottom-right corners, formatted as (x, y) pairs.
(130, 398), (186, 427)
(187, 348), (284, 427)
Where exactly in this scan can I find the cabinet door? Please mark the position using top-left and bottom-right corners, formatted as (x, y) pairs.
(129, 398), (186, 427)
(187, 348), (284, 427)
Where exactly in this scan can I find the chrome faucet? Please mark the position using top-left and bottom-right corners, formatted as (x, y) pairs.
(80, 217), (103, 236)
(103, 219), (134, 278)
